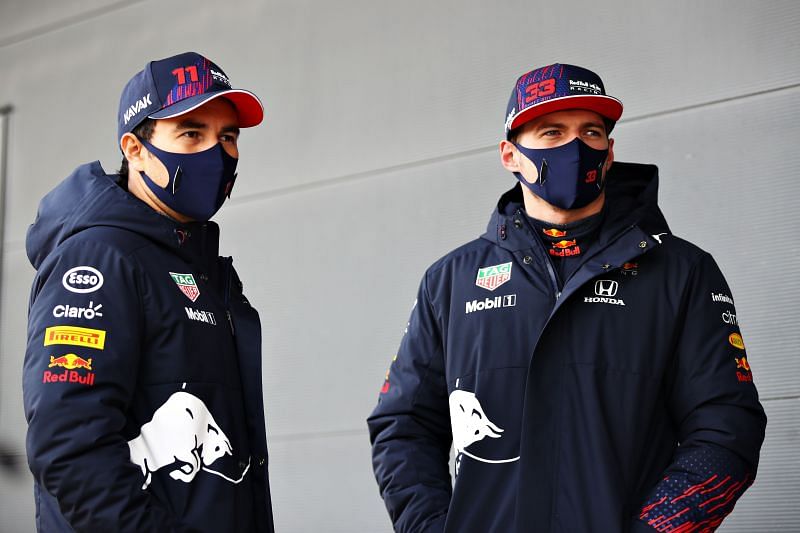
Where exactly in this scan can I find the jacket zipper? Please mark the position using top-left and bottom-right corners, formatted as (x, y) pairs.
(517, 209), (561, 302)
(544, 259), (561, 301)
(223, 257), (236, 337)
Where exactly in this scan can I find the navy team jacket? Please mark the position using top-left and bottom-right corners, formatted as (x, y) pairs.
(368, 163), (767, 533)
(23, 162), (274, 532)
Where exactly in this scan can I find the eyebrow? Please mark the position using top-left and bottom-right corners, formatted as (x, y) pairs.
(535, 120), (605, 131)
(174, 119), (240, 135)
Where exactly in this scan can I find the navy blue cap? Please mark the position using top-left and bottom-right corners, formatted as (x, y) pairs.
(504, 63), (622, 138)
(118, 52), (263, 140)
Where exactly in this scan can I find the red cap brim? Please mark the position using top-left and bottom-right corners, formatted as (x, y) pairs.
(149, 89), (264, 128)
(510, 94), (623, 132)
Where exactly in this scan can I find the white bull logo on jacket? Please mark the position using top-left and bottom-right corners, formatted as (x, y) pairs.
(128, 391), (233, 490)
(448, 389), (519, 470)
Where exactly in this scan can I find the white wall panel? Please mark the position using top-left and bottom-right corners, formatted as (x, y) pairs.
(0, 0), (125, 44)
(269, 433), (391, 532)
(0, 249), (34, 437)
(0, 248), (34, 533)
(0, 0), (798, 244)
(0, 464), (34, 533)
(719, 398), (800, 531)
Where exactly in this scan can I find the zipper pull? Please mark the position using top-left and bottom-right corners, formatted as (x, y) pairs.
(226, 310), (236, 337)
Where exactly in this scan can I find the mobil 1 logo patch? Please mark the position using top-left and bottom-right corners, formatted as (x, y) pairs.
(465, 294), (517, 314)
(62, 266), (104, 293)
(584, 280), (626, 306)
(185, 307), (217, 326)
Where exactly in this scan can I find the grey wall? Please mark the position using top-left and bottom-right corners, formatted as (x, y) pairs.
(1, 0), (798, 531)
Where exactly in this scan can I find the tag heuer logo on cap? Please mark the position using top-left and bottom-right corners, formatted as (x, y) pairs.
(170, 272), (200, 302)
(475, 262), (512, 291)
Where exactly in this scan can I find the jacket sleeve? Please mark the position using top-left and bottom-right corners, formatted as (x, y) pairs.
(367, 272), (452, 533)
(23, 239), (177, 532)
(633, 252), (767, 532)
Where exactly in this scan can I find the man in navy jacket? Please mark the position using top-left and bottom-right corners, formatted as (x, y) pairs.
(368, 63), (766, 532)
(24, 52), (274, 532)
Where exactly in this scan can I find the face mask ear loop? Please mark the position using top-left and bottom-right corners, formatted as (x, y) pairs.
(539, 159), (549, 185)
(137, 135), (179, 194)
(172, 166), (183, 194)
(226, 174), (237, 199)
(596, 157), (608, 191)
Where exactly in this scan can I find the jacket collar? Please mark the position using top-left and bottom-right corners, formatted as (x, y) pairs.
(481, 162), (670, 256)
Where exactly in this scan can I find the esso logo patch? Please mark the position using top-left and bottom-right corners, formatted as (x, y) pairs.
(62, 266), (104, 294)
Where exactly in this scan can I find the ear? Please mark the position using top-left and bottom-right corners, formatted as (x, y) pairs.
(499, 140), (521, 173)
(604, 138), (615, 173)
(120, 133), (146, 172)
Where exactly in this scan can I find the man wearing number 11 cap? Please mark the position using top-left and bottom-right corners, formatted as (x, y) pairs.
(23, 52), (274, 532)
(369, 63), (766, 532)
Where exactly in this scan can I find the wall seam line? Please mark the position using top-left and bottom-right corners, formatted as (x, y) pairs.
(0, 0), (148, 49)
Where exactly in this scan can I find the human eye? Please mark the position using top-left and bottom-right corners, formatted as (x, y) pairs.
(180, 130), (200, 139)
(220, 133), (238, 144)
(541, 129), (561, 137)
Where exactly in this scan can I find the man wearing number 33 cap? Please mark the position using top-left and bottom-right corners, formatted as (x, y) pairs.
(23, 52), (274, 532)
(368, 63), (766, 532)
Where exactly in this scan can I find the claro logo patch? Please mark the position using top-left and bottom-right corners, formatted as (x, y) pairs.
(62, 266), (104, 293)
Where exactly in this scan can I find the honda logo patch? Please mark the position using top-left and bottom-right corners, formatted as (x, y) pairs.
(585, 279), (625, 306)
(594, 280), (618, 297)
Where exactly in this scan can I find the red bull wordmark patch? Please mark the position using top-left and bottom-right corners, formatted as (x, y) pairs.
(170, 272), (201, 302)
(42, 369), (96, 386)
(550, 239), (581, 257)
(44, 353), (95, 386)
(475, 262), (512, 291)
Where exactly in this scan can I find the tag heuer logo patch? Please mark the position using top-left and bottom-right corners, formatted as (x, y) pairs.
(475, 262), (512, 291)
(170, 272), (200, 302)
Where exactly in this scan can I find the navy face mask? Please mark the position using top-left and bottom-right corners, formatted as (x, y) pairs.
(138, 138), (238, 221)
(513, 137), (609, 210)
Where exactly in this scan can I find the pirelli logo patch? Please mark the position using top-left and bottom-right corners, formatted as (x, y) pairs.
(43, 325), (106, 350)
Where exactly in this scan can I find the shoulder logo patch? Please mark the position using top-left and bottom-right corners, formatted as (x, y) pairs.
(44, 325), (106, 350)
(170, 272), (200, 302)
(475, 262), (512, 291)
(729, 332), (745, 350)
